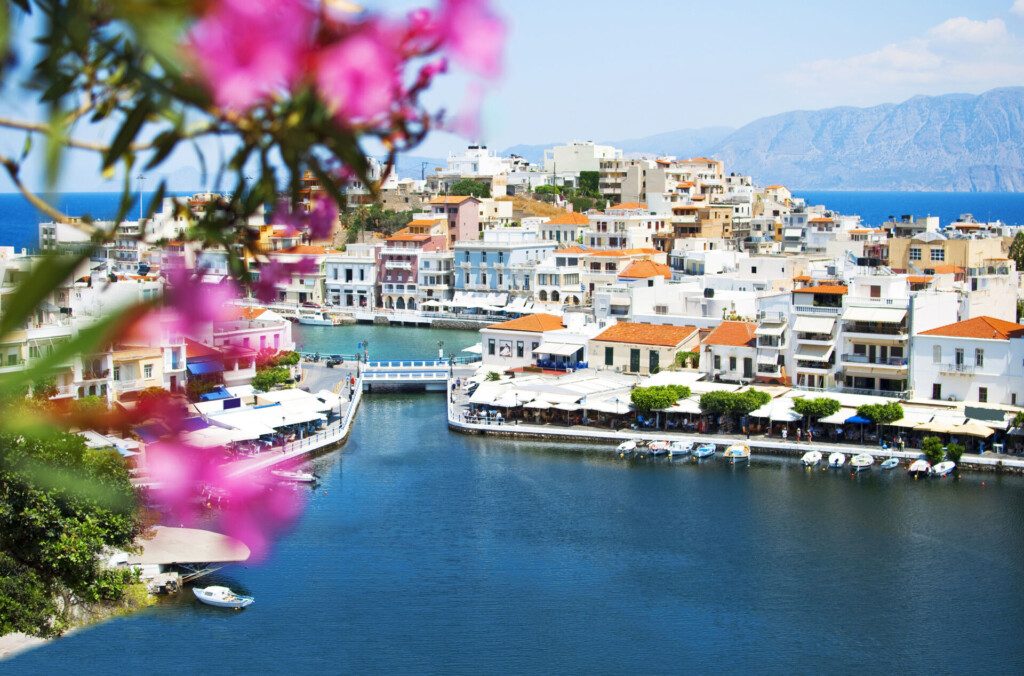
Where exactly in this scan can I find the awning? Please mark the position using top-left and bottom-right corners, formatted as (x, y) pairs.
(666, 399), (701, 415)
(553, 402), (581, 412)
(755, 323), (786, 337)
(916, 418), (965, 434)
(951, 420), (995, 438)
(795, 344), (834, 362)
(783, 245), (802, 253)
(524, 400), (551, 410)
(889, 410), (934, 428)
(187, 360), (224, 375)
(533, 342), (583, 357)
(757, 353), (779, 365)
(793, 316), (835, 334)
(819, 407), (857, 425)
(842, 306), (906, 323)
(462, 343), (483, 354)
(846, 415), (872, 424)
(784, 228), (802, 237)
(587, 399), (632, 415)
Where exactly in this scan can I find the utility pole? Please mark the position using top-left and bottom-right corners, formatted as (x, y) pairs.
(137, 174), (146, 220)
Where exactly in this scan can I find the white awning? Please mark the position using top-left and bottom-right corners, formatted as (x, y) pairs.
(587, 399), (632, 415)
(755, 323), (786, 337)
(462, 343), (483, 354)
(553, 402), (581, 411)
(793, 316), (835, 334)
(784, 228), (803, 237)
(819, 407), (857, 425)
(757, 353), (779, 365)
(533, 342), (583, 357)
(889, 409), (936, 429)
(524, 400), (551, 410)
(842, 306), (906, 323)
(666, 399), (701, 415)
(783, 245), (802, 253)
(795, 344), (834, 362)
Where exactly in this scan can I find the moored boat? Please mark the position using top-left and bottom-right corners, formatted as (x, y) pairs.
(617, 440), (637, 456)
(850, 453), (874, 472)
(828, 452), (846, 468)
(907, 459), (931, 478)
(271, 469), (317, 484)
(801, 450), (822, 467)
(931, 461), (956, 477)
(647, 440), (670, 456)
(723, 442), (750, 464)
(193, 585), (254, 609)
(880, 457), (900, 470)
(297, 311), (335, 326)
(693, 443), (716, 459)
(668, 440), (693, 457)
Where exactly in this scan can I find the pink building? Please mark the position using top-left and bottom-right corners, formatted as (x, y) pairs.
(429, 196), (481, 245)
(378, 224), (448, 311)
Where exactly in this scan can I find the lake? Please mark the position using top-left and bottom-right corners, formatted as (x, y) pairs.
(6, 325), (1024, 674)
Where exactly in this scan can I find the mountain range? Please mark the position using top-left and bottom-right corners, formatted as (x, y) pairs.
(499, 88), (1024, 192)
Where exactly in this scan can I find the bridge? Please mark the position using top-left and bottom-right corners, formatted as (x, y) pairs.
(360, 358), (479, 391)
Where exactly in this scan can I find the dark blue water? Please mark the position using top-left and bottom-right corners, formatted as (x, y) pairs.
(7, 390), (1024, 674)
(798, 191), (1024, 227)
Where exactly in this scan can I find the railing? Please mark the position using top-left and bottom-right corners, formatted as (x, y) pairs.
(841, 354), (908, 367)
(793, 305), (841, 315)
(938, 362), (977, 374)
(795, 333), (833, 342)
(363, 370), (448, 381)
(80, 369), (110, 381)
(113, 379), (144, 391)
(842, 322), (907, 336)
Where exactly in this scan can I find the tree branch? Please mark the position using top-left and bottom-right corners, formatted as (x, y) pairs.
(0, 155), (93, 231)
(0, 115), (220, 153)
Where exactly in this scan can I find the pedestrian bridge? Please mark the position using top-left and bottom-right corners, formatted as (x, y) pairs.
(361, 358), (477, 390)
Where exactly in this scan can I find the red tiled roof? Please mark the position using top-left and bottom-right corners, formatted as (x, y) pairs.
(792, 284), (848, 295)
(485, 313), (564, 333)
(919, 316), (1024, 340)
(609, 202), (647, 210)
(618, 259), (672, 279)
(546, 212), (590, 225)
(185, 338), (221, 359)
(429, 196), (478, 205)
(702, 321), (758, 348)
(926, 264), (965, 275)
(592, 322), (697, 347)
(275, 245), (326, 255)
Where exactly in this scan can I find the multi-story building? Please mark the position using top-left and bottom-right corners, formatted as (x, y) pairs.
(543, 140), (622, 173)
(789, 284), (845, 391)
(417, 250), (454, 311)
(453, 230), (553, 299)
(701, 321), (758, 384)
(262, 245), (329, 306)
(584, 204), (669, 249)
(590, 322), (699, 375)
(378, 224), (447, 311)
(539, 212), (590, 245)
(325, 243), (379, 309)
(428, 196), (481, 245)
(888, 232), (1008, 273)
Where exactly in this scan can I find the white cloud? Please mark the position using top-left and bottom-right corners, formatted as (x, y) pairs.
(1012, 1), (1024, 17)
(783, 14), (1024, 105)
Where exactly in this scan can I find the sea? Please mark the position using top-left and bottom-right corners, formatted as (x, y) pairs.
(3, 190), (1024, 253)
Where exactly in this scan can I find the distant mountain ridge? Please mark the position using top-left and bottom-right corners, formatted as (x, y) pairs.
(501, 88), (1024, 192)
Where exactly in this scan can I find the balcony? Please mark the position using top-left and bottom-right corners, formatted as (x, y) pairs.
(796, 361), (834, 374)
(937, 362), (977, 375)
(385, 261), (413, 271)
(842, 322), (908, 340)
(794, 333), (834, 345)
(841, 354), (908, 373)
(79, 369), (110, 382)
(793, 305), (841, 316)
(112, 379), (144, 392)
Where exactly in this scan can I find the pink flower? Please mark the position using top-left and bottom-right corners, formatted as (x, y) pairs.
(307, 197), (339, 240)
(189, 0), (314, 111)
(253, 258), (318, 303)
(436, 0), (505, 78)
(163, 266), (240, 336)
(315, 24), (402, 123)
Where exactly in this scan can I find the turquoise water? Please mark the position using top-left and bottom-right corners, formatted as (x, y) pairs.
(8, 392), (1024, 673)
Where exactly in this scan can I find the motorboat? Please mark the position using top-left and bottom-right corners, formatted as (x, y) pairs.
(271, 469), (317, 484)
(801, 450), (822, 467)
(907, 459), (931, 478)
(723, 442), (750, 464)
(647, 440), (670, 456)
(693, 443), (716, 459)
(850, 453), (874, 472)
(193, 585), (254, 609)
(880, 457), (900, 471)
(828, 452), (846, 468)
(297, 311), (335, 326)
(931, 461), (956, 477)
(668, 440), (693, 457)
(617, 440), (637, 456)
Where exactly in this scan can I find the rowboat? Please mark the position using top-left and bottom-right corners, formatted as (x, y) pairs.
(271, 469), (317, 483)
(880, 457), (900, 470)
(617, 440), (637, 456)
(801, 450), (822, 467)
(647, 440), (670, 456)
(193, 586), (254, 609)
(723, 442), (750, 464)
(828, 452), (846, 468)
(668, 440), (693, 457)
(907, 459), (931, 478)
(850, 453), (874, 472)
(931, 461), (956, 477)
(693, 443), (716, 459)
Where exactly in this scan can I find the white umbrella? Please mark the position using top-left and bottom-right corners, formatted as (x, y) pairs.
(524, 400), (551, 410)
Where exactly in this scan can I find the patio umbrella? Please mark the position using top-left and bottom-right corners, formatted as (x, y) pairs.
(951, 420), (995, 438)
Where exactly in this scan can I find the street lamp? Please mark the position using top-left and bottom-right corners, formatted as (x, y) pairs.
(438, 340), (444, 360)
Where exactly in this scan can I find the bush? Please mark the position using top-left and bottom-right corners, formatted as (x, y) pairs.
(450, 178), (490, 198)
(946, 442), (965, 463)
(675, 351), (699, 369)
(792, 397), (842, 420)
(485, 371), (502, 381)
(630, 385), (692, 412)
(857, 402), (904, 426)
(699, 389), (770, 417)
(922, 436), (945, 465)
(252, 366), (291, 392)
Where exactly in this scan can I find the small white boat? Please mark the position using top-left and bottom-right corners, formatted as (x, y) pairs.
(880, 457), (900, 471)
(617, 440), (637, 455)
(931, 461), (956, 477)
(908, 459), (931, 478)
(271, 469), (317, 483)
(668, 440), (693, 457)
(828, 452), (846, 468)
(193, 585), (254, 609)
(850, 453), (874, 472)
(647, 440), (670, 456)
(801, 450), (822, 467)
(723, 442), (750, 463)
(297, 311), (335, 326)
(693, 443), (716, 459)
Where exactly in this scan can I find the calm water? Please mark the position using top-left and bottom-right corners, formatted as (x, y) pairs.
(294, 323), (480, 360)
(797, 190), (1024, 227)
(6, 327), (1024, 674)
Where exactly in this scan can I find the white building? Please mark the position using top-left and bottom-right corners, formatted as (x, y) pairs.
(543, 140), (622, 173)
(325, 244), (379, 310)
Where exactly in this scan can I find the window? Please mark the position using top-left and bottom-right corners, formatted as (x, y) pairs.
(1013, 393), (1018, 406)
(649, 350), (660, 372)
(932, 383), (942, 400)
(713, 355), (721, 370)
(975, 348), (984, 368)
(516, 341), (524, 358)
(729, 356), (737, 371)
(29, 345), (39, 359)
(869, 285), (881, 298)
(751, 266), (757, 274)
(955, 348), (964, 366)
(604, 346), (614, 366)
(532, 342), (539, 352)
(487, 339), (495, 356)
(113, 366), (121, 381)
(144, 364), (153, 379)
(979, 386), (988, 403)
(909, 247), (922, 261)
(930, 248), (945, 262)
(932, 345), (941, 363)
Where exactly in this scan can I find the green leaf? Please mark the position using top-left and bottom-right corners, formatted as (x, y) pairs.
(143, 129), (181, 171)
(0, 250), (94, 342)
(103, 100), (152, 170)
(43, 107), (67, 190)
(19, 131), (33, 163)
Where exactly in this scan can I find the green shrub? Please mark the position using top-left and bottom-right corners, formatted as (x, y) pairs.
(857, 402), (904, 426)
(252, 366), (291, 392)
(630, 385), (692, 412)
(922, 436), (945, 465)
(792, 397), (842, 420)
(946, 442), (965, 463)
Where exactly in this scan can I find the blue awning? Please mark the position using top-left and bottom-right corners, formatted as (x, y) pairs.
(134, 422), (170, 443)
(187, 360), (224, 375)
(199, 388), (231, 401)
(180, 417), (211, 432)
(846, 415), (872, 425)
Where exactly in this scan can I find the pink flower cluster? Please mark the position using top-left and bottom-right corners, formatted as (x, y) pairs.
(252, 257), (319, 303)
(189, 0), (505, 127)
(272, 197), (338, 240)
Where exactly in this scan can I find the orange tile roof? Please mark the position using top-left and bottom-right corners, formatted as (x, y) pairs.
(764, 184), (785, 190)
(185, 338), (221, 359)
(793, 275), (812, 282)
(408, 218), (443, 227)
(677, 181), (695, 188)
(618, 259), (672, 279)
(685, 157), (717, 164)
(230, 306), (268, 320)
(485, 313), (564, 333)
(387, 232), (431, 242)
(702, 321), (758, 348)
(919, 316), (1024, 340)
(927, 264), (965, 275)
(429, 196), (477, 205)
(275, 245), (327, 255)
(848, 228), (872, 234)
(588, 248), (660, 258)
(555, 245), (590, 254)
(792, 284), (848, 295)
(593, 322), (697, 347)
(546, 212), (590, 225)
(809, 217), (834, 223)
(609, 202), (647, 210)
(672, 204), (700, 210)
(907, 275), (933, 284)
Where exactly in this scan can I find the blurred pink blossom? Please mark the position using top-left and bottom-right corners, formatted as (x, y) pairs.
(190, 0), (314, 111)
(253, 258), (318, 303)
(307, 197), (339, 240)
(163, 267), (240, 335)
(315, 24), (401, 123)
(437, 0), (505, 78)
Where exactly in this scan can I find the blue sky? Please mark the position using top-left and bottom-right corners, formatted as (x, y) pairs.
(3, 0), (1023, 192)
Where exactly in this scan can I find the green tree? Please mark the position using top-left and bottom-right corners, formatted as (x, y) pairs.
(675, 351), (700, 369)
(921, 436), (945, 465)
(578, 171), (600, 197)
(1009, 231), (1024, 272)
(699, 389), (771, 418)
(485, 371), (502, 382)
(252, 366), (292, 392)
(449, 179), (491, 198)
(857, 402), (904, 428)
(630, 385), (691, 412)
(0, 431), (143, 637)
(792, 397), (842, 420)
(946, 442), (965, 463)
(342, 205), (415, 242)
